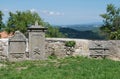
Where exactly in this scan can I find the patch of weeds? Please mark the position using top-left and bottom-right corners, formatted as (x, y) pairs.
(48, 53), (57, 59)
(65, 41), (76, 47)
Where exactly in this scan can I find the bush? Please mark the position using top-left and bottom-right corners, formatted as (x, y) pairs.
(48, 53), (57, 59)
(65, 41), (76, 47)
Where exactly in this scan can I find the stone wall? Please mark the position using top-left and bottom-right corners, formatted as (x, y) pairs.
(46, 38), (89, 58)
(0, 38), (120, 61)
(46, 38), (120, 60)
(0, 39), (8, 61)
(89, 40), (120, 60)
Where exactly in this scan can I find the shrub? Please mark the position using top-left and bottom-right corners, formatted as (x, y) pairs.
(65, 41), (76, 47)
(48, 53), (57, 59)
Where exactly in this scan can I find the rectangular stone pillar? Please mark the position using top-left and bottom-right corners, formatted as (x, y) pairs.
(28, 22), (47, 60)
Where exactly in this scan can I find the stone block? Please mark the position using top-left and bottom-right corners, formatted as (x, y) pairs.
(8, 31), (27, 61)
(28, 22), (47, 60)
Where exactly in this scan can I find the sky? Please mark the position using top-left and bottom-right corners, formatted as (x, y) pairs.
(0, 0), (120, 25)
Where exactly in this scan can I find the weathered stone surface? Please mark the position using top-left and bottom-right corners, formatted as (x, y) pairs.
(45, 38), (120, 60)
(8, 31), (27, 61)
(28, 22), (47, 60)
(0, 39), (8, 61)
(88, 40), (109, 58)
(45, 41), (66, 58)
(74, 40), (89, 56)
(1, 37), (120, 61)
(107, 40), (120, 59)
(46, 38), (89, 58)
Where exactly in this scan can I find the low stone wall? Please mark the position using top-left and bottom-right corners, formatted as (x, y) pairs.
(0, 38), (120, 61)
(46, 38), (120, 60)
(46, 38), (90, 58)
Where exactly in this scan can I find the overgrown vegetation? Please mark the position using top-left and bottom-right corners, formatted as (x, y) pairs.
(65, 41), (76, 47)
(0, 56), (120, 79)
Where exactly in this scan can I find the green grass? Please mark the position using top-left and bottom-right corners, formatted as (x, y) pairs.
(0, 56), (120, 79)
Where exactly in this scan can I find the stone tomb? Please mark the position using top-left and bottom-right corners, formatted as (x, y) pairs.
(89, 41), (109, 58)
(8, 31), (27, 61)
(28, 22), (47, 60)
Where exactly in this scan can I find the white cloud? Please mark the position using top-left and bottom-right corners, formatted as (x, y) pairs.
(1, 8), (64, 16)
(41, 10), (64, 16)
(49, 11), (54, 15)
(30, 8), (37, 13)
(56, 12), (64, 16)
(2, 9), (9, 12)
(2, 8), (20, 13)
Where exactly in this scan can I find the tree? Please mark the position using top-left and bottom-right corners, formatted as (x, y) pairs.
(100, 4), (120, 39)
(0, 11), (5, 31)
(44, 22), (65, 38)
(6, 10), (43, 34)
(5, 10), (65, 38)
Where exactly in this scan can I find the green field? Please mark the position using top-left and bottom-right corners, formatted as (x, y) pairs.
(0, 56), (120, 79)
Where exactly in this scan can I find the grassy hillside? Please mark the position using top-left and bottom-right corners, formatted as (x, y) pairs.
(0, 56), (120, 79)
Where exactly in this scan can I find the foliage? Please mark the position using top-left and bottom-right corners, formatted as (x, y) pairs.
(100, 4), (120, 39)
(4, 10), (65, 38)
(1, 56), (120, 79)
(65, 41), (76, 47)
(48, 53), (57, 59)
(45, 23), (66, 38)
(6, 10), (43, 34)
(0, 11), (5, 31)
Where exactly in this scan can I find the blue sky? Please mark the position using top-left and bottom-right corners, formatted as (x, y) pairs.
(0, 0), (119, 25)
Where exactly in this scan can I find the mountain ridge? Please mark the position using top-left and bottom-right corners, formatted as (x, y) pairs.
(57, 23), (105, 40)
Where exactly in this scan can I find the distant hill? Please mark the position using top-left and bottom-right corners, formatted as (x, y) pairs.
(59, 27), (105, 40)
(58, 23), (102, 31)
(57, 23), (105, 40)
